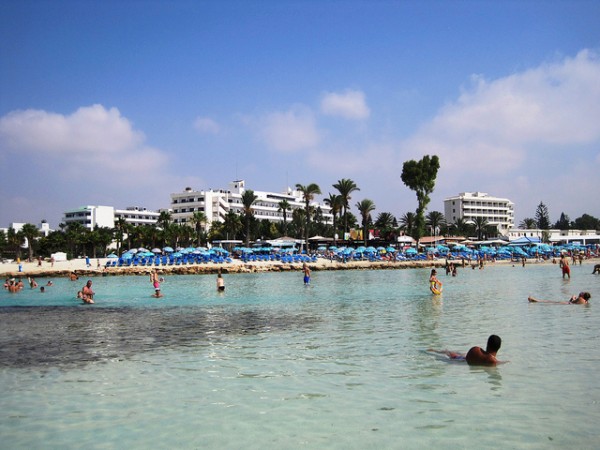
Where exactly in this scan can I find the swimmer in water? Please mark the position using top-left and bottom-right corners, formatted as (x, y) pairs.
(528, 292), (590, 305)
(429, 269), (442, 293)
(428, 335), (503, 366)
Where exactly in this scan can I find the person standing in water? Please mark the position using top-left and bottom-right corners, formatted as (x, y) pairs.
(150, 269), (162, 298)
(302, 263), (311, 286)
(216, 271), (225, 292)
(559, 254), (571, 279)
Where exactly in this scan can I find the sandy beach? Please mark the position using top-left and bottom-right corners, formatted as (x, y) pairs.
(3, 255), (591, 279)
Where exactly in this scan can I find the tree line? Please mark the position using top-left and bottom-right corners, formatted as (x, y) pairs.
(2, 156), (596, 260)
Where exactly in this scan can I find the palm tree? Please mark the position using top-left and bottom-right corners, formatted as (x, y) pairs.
(20, 223), (39, 262)
(356, 199), (376, 246)
(278, 199), (291, 236)
(157, 211), (172, 230)
(333, 178), (360, 234)
(6, 228), (22, 261)
(425, 211), (446, 239)
(113, 218), (127, 254)
(449, 218), (470, 237)
(375, 212), (397, 241)
(190, 211), (207, 247)
(399, 212), (416, 237)
(474, 217), (489, 240)
(295, 183), (322, 252)
(222, 210), (242, 240)
(241, 189), (258, 247)
(519, 218), (537, 229)
(324, 193), (343, 244)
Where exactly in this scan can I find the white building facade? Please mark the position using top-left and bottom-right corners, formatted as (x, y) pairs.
(170, 180), (333, 229)
(444, 192), (515, 235)
(62, 206), (159, 230)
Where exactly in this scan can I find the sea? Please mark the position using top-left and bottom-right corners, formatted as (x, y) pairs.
(1, 262), (598, 449)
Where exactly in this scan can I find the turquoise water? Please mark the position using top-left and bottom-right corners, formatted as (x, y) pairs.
(1, 263), (599, 449)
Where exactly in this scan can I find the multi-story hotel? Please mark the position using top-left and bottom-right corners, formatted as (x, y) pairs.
(62, 206), (160, 230)
(444, 192), (515, 235)
(170, 180), (333, 229)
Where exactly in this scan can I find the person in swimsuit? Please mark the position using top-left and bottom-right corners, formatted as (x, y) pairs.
(559, 255), (570, 279)
(428, 335), (502, 366)
(429, 269), (442, 293)
(217, 271), (225, 292)
(302, 263), (311, 286)
(528, 292), (590, 305)
(150, 270), (162, 297)
(81, 280), (95, 304)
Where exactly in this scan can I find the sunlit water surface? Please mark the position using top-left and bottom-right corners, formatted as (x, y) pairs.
(1, 263), (599, 449)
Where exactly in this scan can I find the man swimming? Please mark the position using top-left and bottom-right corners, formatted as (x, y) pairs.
(429, 335), (502, 366)
(528, 292), (590, 305)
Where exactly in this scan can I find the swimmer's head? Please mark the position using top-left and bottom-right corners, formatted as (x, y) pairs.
(487, 335), (501, 353)
(431, 269), (436, 275)
(581, 292), (591, 301)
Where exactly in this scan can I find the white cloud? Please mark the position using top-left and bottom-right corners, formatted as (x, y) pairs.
(320, 89), (370, 120)
(0, 104), (169, 183)
(193, 116), (220, 134)
(0, 104), (144, 154)
(402, 49), (600, 172)
(257, 106), (320, 152)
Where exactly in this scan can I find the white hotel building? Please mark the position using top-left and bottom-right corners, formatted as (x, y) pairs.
(170, 180), (333, 228)
(62, 206), (160, 230)
(444, 192), (515, 235)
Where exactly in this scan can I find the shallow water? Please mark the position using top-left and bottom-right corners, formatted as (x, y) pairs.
(1, 263), (599, 449)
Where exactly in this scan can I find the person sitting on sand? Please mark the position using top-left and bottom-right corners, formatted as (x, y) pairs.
(528, 292), (590, 305)
(429, 335), (503, 366)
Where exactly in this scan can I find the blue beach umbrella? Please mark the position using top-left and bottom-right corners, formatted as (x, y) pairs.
(163, 246), (174, 253)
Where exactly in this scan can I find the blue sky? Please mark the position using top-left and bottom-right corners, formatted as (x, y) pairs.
(1, 0), (599, 229)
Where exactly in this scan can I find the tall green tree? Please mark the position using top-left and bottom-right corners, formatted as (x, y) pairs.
(375, 212), (397, 241)
(572, 214), (599, 230)
(241, 189), (258, 247)
(113, 218), (127, 254)
(399, 212), (416, 237)
(425, 211), (446, 238)
(20, 223), (40, 262)
(449, 218), (470, 237)
(333, 178), (360, 235)
(356, 199), (376, 246)
(474, 217), (489, 240)
(535, 202), (551, 230)
(277, 199), (291, 237)
(190, 211), (208, 247)
(553, 212), (571, 230)
(324, 193), (343, 244)
(400, 155), (440, 244)
(295, 183), (322, 252)
(6, 228), (22, 260)
(519, 218), (537, 229)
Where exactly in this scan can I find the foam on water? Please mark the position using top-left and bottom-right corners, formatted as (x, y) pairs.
(1, 263), (599, 448)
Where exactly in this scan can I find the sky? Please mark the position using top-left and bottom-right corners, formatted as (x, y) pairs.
(1, 0), (600, 230)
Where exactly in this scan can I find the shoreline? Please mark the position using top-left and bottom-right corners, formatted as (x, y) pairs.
(3, 256), (595, 278)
